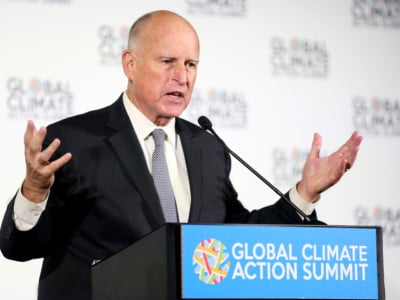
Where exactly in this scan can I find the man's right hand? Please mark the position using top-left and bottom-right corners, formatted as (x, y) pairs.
(21, 120), (72, 203)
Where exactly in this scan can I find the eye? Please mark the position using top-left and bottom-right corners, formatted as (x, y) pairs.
(161, 58), (173, 65)
(186, 60), (198, 69)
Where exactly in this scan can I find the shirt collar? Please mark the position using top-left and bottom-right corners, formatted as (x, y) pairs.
(122, 92), (177, 147)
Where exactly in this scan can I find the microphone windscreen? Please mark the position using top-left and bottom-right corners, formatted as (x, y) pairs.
(198, 116), (212, 130)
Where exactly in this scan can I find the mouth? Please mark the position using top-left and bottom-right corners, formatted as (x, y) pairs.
(165, 91), (185, 102)
(166, 91), (184, 98)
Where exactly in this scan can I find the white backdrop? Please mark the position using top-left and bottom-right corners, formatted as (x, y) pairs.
(1, 0), (399, 299)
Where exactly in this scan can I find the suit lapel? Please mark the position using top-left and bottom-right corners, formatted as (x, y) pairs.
(103, 101), (206, 226)
(105, 97), (165, 228)
(176, 119), (203, 223)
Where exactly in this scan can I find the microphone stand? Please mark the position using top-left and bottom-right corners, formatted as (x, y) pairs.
(198, 116), (326, 225)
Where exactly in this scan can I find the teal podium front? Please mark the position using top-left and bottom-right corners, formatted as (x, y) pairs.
(92, 224), (385, 300)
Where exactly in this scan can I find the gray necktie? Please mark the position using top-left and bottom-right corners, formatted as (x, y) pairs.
(151, 129), (178, 223)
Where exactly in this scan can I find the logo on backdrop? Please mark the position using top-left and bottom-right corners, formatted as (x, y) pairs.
(272, 147), (327, 187)
(270, 37), (329, 78)
(185, 0), (246, 16)
(184, 88), (248, 128)
(193, 238), (230, 284)
(98, 25), (129, 65)
(352, 0), (400, 28)
(354, 206), (400, 246)
(352, 96), (400, 136)
(6, 77), (74, 120)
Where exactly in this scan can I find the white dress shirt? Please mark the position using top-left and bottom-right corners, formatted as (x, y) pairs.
(122, 92), (191, 222)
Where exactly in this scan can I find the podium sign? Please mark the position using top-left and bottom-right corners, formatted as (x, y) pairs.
(181, 225), (383, 299)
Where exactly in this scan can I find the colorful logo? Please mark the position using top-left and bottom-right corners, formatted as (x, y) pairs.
(6, 77), (73, 120)
(98, 24), (129, 65)
(352, 96), (400, 136)
(270, 36), (329, 78)
(192, 238), (230, 284)
(354, 205), (400, 246)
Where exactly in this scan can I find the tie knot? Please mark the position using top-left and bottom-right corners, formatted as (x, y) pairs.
(152, 129), (166, 147)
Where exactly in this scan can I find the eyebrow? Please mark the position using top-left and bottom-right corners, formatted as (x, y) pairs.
(159, 55), (200, 63)
(187, 58), (200, 64)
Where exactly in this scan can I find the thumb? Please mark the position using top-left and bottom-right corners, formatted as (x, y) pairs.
(308, 133), (322, 159)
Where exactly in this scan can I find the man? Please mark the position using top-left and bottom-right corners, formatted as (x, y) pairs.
(0, 10), (362, 300)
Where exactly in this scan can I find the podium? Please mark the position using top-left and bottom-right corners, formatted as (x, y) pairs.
(92, 224), (385, 300)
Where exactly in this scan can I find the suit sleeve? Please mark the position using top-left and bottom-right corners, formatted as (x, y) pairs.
(0, 195), (53, 261)
(0, 131), (76, 262)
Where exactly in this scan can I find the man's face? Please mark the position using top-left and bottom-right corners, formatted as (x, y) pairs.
(128, 15), (200, 125)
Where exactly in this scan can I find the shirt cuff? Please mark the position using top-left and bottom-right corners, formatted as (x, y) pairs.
(289, 186), (317, 217)
(13, 188), (48, 231)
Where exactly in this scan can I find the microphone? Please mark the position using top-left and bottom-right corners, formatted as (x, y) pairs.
(198, 116), (324, 225)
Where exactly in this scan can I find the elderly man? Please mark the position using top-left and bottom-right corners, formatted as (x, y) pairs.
(0, 10), (362, 300)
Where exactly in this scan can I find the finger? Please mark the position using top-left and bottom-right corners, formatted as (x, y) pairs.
(352, 130), (363, 142)
(352, 131), (363, 148)
(344, 160), (352, 172)
(39, 137), (72, 172)
(340, 131), (363, 153)
(342, 131), (363, 168)
(24, 120), (37, 148)
(334, 132), (360, 162)
(29, 126), (47, 155)
(308, 133), (322, 159)
(329, 153), (348, 181)
(47, 152), (72, 173)
(40, 138), (61, 163)
(345, 146), (360, 169)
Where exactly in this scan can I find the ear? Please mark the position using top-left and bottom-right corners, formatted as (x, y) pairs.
(122, 50), (136, 80)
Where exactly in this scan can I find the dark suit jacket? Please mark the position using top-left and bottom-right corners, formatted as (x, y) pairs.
(0, 94), (313, 300)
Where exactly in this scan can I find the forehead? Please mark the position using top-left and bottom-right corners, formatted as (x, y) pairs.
(138, 15), (200, 57)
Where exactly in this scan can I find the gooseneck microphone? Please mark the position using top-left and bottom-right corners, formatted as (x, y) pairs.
(198, 115), (314, 223)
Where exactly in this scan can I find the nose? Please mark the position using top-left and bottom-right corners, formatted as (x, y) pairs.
(171, 63), (188, 85)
